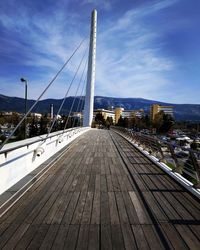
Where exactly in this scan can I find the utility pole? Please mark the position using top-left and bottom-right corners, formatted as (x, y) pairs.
(83, 9), (97, 127)
(20, 78), (28, 139)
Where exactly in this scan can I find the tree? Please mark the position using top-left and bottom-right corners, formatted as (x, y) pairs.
(153, 111), (174, 133)
(29, 117), (39, 137)
(95, 113), (105, 128)
(39, 114), (49, 135)
(116, 116), (125, 127)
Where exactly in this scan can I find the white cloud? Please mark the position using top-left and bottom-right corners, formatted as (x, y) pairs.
(81, 0), (111, 10)
(3, 0), (194, 104)
(94, 0), (177, 100)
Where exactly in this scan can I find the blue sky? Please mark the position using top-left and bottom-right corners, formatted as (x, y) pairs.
(0, 0), (199, 104)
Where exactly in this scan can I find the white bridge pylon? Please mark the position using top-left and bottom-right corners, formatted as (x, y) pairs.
(83, 9), (97, 127)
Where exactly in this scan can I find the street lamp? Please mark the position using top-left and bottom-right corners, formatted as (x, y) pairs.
(20, 78), (28, 139)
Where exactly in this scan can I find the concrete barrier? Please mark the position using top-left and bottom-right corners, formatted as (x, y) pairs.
(0, 127), (90, 195)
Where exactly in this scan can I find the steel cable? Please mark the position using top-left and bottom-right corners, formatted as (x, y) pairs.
(0, 39), (85, 150)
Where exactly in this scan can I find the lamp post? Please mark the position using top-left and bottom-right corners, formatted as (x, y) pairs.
(20, 78), (28, 139)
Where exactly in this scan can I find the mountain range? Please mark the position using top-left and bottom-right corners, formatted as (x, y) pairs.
(0, 94), (200, 121)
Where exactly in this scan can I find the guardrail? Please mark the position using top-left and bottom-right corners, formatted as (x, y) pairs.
(0, 127), (90, 195)
(112, 127), (200, 189)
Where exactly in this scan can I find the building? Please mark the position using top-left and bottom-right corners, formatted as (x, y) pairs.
(93, 109), (115, 123)
(115, 108), (145, 124)
(30, 113), (42, 119)
(94, 108), (145, 125)
(115, 107), (124, 124)
(151, 104), (173, 121)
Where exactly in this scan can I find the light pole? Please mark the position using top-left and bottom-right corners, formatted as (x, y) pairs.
(20, 78), (28, 139)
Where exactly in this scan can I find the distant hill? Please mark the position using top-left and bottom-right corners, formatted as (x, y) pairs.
(0, 94), (200, 121)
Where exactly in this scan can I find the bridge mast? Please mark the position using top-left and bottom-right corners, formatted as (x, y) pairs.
(83, 9), (97, 127)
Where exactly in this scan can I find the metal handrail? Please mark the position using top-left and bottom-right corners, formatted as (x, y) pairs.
(0, 127), (81, 155)
(112, 127), (200, 188)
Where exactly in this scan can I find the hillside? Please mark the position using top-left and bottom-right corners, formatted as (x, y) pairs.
(0, 94), (200, 121)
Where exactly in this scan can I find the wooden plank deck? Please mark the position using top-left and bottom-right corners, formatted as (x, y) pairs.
(0, 129), (200, 249)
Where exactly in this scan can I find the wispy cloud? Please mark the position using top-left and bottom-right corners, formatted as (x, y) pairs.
(95, 0), (177, 100)
(81, 0), (111, 10)
(0, 0), (199, 104)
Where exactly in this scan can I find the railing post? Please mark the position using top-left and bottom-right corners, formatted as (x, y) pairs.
(167, 144), (182, 174)
(189, 150), (200, 188)
(156, 141), (166, 163)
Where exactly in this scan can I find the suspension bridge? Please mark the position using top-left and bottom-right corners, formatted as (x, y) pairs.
(0, 10), (200, 249)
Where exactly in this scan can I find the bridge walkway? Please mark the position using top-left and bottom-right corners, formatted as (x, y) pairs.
(0, 129), (200, 249)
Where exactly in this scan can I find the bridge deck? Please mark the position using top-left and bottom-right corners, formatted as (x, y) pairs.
(0, 130), (200, 249)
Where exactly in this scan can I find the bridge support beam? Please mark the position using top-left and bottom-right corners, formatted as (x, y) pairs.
(83, 9), (97, 127)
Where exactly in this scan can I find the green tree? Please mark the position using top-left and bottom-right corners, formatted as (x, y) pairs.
(39, 114), (49, 135)
(29, 117), (39, 137)
(95, 113), (105, 128)
(153, 111), (174, 133)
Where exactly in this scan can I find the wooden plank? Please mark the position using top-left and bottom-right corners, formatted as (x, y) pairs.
(81, 174), (90, 192)
(175, 225), (200, 249)
(142, 191), (167, 222)
(190, 225), (200, 241)
(163, 192), (194, 220)
(27, 224), (49, 249)
(174, 192), (200, 220)
(15, 225), (38, 250)
(115, 192), (129, 224)
(61, 192), (80, 225)
(71, 191), (87, 225)
(76, 225), (89, 250)
(69, 175), (79, 192)
(100, 192), (110, 225)
(64, 225), (79, 249)
(106, 175), (114, 192)
(43, 192), (65, 224)
(132, 225), (150, 249)
(131, 175), (147, 191)
(117, 175), (127, 191)
(81, 192), (94, 224)
(88, 225), (99, 250)
(51, 225), (69, 250)
(88, 174), (96, 192)
(91, 192), (100, 225)
(141, 175), (157, 190)
(75, 174), (85, 191)
(160, 223), (188, 250)
(121, 224), (137, 250)
(153, 191), (181, 220)
(129, 191), (150, 224)
(122, 175), (135, 191)
(142, 225), (165, 250)
(108, 192), (120, 225)
(62, 175), (75, 194)
(95, 175), (101, 192)
(0, 223), (19, 249)
(32, 191), (60, 225)
(40, 224), (59, 249)
(101, 174), (108, 192)
(101, 225), (112, 250)
(121, 192), (139, 224)
(0, 223), (9, 238)
(111, 225), (125, 250)
(51, 192), (73, 224)
(2, 223), (30, 250)
(111, 175), (121, 192)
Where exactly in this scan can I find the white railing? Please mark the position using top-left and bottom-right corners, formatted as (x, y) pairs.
(0, 127), (90, 195)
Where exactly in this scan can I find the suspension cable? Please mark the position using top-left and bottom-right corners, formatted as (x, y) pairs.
(79, 80), (87, 126)
(46, 47), (88, 138)
(62, 58), (88, 132)
(0, 39), (85, 150)
(72, 73), (87, 128)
